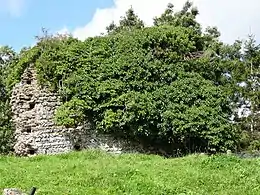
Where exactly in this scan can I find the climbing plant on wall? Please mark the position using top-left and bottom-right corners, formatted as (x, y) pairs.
(5, 1), (260, 155)
(16, 3), (238, 154)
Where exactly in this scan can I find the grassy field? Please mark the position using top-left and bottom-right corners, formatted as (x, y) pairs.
(1, 150), (260, 195)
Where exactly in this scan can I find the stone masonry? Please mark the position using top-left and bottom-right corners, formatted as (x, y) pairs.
(10, 65), (140, 156)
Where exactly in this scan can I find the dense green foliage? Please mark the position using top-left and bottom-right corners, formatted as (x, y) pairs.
(1, 150), (260, 194)
(0, 46), (15, 154)
(106, 7), (144, 34)
(22, 26), (237, 153)
(1, 1), (260, 154)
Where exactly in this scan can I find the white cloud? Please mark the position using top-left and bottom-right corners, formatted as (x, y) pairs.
(73, 0), (188, 40)
(57, 27), (70, 35)
(195, 0), (260, 43)
(71, 0), (260, 44)
(0, 0), (25, 17)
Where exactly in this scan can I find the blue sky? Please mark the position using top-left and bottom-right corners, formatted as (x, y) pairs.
(0, 0), (114, 51)
(1, 0), (260, 52)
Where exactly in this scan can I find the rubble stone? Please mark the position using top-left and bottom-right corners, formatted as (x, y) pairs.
(3, 188), (25, 195)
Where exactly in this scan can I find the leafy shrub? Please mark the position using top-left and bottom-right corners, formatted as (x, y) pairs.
(55, 97), (88, 127)
(0, 101), (14, 154)
(248, 140), (260, 151)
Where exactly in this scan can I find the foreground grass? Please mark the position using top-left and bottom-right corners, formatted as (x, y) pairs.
(1, 150), (260, 195)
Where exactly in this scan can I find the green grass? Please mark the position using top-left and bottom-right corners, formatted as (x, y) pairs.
(1, 150), (260, 195)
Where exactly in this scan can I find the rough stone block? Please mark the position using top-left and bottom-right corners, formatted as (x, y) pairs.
(3, 188), (25, 195)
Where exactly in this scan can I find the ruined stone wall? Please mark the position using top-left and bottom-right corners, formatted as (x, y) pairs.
(10, 65), (141, 156)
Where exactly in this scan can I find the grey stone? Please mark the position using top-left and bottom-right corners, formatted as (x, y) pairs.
(3, 188), (25, 195)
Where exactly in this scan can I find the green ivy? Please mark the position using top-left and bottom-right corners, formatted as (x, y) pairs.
(4, 3), (248, 154)
(10, 25), (237, 154)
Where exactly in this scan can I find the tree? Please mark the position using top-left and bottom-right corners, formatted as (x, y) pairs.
(0, 46), (16, 65)
(0, 46), (16, 101)
(241, 35), (260, 133)
(106, 7), (144, 34)
(154, 1), (200, 32)
(0, 46), (16, 154)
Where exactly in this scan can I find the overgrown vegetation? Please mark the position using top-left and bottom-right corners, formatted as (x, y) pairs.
(1, 150), (260, 194)
(0, 46), (16, 154)
(1, 1), (260, 154)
